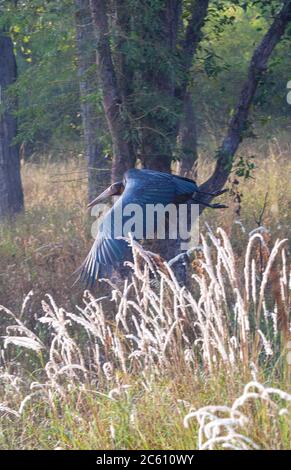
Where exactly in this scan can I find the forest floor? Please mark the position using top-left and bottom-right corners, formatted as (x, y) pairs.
(0, 140), (290, 450)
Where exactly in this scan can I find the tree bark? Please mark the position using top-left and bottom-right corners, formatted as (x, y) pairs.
(176, 0), (209, 97)
(75, 0), (110, 201)
(0, 32), (24, 220)
(179, 92), (198, 178)
(176, 0), (209, 177)
(89, 0), (135, 182)
(113, 1), (137, 162)
(142, 0), (209, 174)
(198, 0), (291, 207)
(140, 1), (182, 173)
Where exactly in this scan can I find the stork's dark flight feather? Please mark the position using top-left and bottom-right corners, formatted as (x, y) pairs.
(77, 169), (227, 287)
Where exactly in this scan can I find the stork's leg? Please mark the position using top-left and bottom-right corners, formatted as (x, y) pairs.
(195, 200), (228, 209)
(196, 188), (228, 197)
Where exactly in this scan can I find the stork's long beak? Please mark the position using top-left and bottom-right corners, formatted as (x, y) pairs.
(87, 182), (123, 209)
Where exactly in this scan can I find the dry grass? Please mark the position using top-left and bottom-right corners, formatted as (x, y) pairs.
(0, 159), (89, 313)
(0, 143), (290, 450)
(197, 138), (291, 245)
(0, 226), (290, 449)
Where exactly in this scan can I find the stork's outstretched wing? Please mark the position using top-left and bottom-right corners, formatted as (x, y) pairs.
(77, 169), (199, 287)
(77, 196), (131, 287)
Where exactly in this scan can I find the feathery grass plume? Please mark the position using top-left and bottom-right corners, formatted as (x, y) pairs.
(0, 228), (290, 449)
(184, 380), (291, 450)
(1, 228), (289, 377)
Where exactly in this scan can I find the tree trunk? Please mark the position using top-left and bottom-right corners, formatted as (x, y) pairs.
(179, 92), (198, 178)
(75, 0), (110, 201)
(89, 0), (135, 182)
(175, 0), (209, 177)
(140, 1), (182, 174)
(0, 32), (24, 220)
(142, 0), (209, 174)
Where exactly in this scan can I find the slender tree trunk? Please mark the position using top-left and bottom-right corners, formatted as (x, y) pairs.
(75, 0), (110, 201)
(0, 32), (24, 220)
(198, 0), (291, 209)
(89, 0), (135, 182)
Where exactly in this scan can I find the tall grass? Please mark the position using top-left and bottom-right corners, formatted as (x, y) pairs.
(0, 142), (290, 449)
(0, 228), (290, 449)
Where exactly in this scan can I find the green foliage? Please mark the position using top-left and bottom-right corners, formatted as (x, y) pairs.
(1, 0), (81, 156)
(192, 1), (291, 143)
(234, 155), (256, 179)
(0, 0), (290, 160)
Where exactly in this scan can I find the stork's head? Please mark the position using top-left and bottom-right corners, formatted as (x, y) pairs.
(87, 181), (124, 209)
